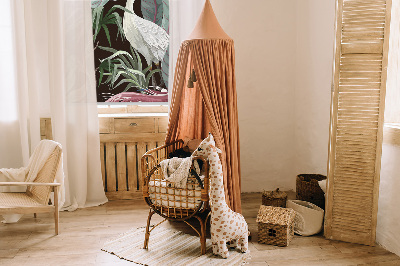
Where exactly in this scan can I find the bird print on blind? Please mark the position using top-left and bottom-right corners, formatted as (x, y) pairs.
(123, 0), (169, 65)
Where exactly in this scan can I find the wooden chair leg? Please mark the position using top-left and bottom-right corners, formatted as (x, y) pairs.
(54, 186), (59, 235)
(34, 213), (37, 218)
(144, 209), (155, 249)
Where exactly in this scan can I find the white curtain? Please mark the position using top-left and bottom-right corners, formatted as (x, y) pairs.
(0, 0), (24, 169)
(0, 0), (107, 211)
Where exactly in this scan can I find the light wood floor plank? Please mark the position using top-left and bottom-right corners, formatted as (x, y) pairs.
(0, 192), (398, 265)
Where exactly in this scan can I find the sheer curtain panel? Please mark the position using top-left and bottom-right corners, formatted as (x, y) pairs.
(0, 0), (24, 169)
(2, 0), (107, 212)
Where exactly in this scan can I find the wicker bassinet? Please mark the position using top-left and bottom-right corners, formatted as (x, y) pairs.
(141, 140), (210, 254)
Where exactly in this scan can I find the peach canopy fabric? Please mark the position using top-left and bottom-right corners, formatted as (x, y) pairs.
(166, 38), (242, 213)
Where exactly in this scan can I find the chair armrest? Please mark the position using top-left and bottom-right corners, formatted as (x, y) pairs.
(0, 182), (61, 187)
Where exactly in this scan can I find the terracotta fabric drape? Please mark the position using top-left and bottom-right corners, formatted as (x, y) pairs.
(166, 39), (241, 213)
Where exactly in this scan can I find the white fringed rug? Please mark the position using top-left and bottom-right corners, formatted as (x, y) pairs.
(102, 227), (250, 265)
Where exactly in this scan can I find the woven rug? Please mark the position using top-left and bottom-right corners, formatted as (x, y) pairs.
(102, 226), (250, 265)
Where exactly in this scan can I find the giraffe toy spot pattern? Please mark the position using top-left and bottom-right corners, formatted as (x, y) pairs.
(192, 133), (249, 259)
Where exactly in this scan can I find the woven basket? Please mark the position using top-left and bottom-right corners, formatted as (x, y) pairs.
(256, 205), (296, 247)
(258, 223), (294, 247)
(262, 188), (287, 208)
(296, 174), (326, 209)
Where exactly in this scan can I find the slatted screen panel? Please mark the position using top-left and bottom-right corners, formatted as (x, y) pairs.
(325, 0), (392, 245)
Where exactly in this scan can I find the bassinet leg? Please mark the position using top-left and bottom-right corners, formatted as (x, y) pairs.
(199, 218), (206, 255)
(194, 214), (208, 255)
(144, 209), (155, 249)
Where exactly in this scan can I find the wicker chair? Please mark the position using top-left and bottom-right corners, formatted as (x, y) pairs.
(0, 145), (62, 234)
(141, 140), (210, 254)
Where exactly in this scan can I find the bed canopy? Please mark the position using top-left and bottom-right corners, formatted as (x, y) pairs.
(166, 0), (242, 212)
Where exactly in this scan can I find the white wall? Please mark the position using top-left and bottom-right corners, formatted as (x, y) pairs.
(377, 142), (400, 256)
(294, 1), (335, 178)
(212, 0), (335, 192)
(213, 1), (400, 254)
(212, 0), (297, 191)
(376, 2), (400, 256)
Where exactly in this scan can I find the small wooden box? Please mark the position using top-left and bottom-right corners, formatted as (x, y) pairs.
(262, 188), (287, 208)
(256, 205), (296, 247)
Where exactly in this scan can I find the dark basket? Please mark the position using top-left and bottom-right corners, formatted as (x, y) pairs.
(262, 188), (287, 208)
(296, 174), (326, 209)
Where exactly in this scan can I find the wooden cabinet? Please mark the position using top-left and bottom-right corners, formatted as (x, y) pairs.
(41, 115), (169, 201)
(98, 117), (113, 134)
(157, 117), (168, 133)
(98, 115), (168, 200)
(99, 116), (167, 139)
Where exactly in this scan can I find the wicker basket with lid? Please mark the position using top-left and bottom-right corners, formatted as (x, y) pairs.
(262, 188), (287, 208)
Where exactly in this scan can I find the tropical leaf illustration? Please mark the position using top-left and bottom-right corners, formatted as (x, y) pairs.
(161, 0), (169, 33)
(161, 0), (169, 88)
(92, 5), (132, 46)
(161, 46), (169, 89)
(92, 0), (170, 101)
(141, 0), (163, 26)
(98, 46), (160, 93)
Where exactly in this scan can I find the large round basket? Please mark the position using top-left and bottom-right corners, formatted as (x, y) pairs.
(295, 174), (326, 209)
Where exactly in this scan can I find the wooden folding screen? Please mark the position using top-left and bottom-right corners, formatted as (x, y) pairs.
(325, 0), (392, 245)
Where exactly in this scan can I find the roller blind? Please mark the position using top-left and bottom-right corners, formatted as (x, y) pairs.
(325, 0), (392, 245)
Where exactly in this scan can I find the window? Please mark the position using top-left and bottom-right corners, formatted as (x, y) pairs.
(92, 0), (169, 104)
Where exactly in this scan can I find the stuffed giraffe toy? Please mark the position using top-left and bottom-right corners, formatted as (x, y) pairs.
(192, 133), (248, 258)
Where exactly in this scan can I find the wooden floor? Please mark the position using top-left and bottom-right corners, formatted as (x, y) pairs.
(1, 193), (399, 266)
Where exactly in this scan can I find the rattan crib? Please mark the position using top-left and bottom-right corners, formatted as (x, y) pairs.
(141, 140), (210, 254)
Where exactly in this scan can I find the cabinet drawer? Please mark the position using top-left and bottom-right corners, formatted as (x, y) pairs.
(99, 117), (113, 134)
(157, 117), (168, 133)
(114, 118), (155, 133)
